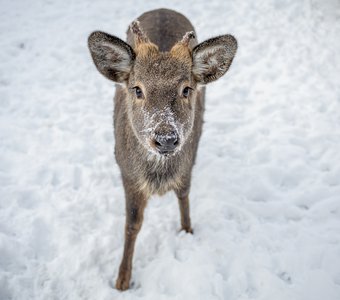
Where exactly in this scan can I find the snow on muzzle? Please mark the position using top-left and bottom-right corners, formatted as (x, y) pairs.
(142, 107), (183, 155)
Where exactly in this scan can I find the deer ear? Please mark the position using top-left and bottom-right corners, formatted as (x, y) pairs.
(88, 31), (135, 83)
(192, 35), (237, 84)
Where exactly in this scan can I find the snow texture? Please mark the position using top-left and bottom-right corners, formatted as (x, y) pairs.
(1, 0), (340, 299)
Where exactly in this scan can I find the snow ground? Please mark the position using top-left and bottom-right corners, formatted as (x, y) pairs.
(1, 0), (340, 299)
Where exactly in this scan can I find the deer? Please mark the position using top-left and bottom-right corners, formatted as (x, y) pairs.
(88, 8), (237, 291)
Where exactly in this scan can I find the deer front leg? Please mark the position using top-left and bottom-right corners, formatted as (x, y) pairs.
(175, 185), (193, 234)
(116, 186), (147, 291)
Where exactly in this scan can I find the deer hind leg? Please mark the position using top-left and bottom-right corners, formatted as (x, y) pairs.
(116, 185), (148, 291)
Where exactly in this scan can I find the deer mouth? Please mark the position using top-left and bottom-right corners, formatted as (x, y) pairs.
(157, 148), (177, 156)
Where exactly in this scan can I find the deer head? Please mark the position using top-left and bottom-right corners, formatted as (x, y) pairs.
(88, 21), (237, 157)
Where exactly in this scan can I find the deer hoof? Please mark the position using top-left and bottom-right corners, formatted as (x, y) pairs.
(115, 273), (131, 291)
(182, 226), (193, 234)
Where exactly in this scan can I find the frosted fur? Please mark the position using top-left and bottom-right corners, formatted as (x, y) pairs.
(179, 31), (196, 46)
(139, 106), (188, 157)
(130, 20), (150, 44)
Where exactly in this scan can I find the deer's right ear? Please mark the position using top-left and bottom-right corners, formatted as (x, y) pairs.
(88, 31), (135, 83)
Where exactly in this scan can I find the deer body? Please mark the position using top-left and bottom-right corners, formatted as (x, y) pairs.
(88, 8), (237, 290)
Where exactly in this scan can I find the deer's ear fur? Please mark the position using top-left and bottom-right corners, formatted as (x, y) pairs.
(88, 31), (135, 83)
(192, 35), (237, 84)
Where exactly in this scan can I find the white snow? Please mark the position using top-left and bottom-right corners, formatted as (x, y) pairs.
(1, 0), (340, 299)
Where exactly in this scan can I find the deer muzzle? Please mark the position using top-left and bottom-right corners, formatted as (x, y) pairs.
(153, 131), (179, 155)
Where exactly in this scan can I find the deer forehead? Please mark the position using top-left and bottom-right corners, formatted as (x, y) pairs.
(132, 53), (192, 87)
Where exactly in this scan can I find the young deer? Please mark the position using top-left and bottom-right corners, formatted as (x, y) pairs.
(88, 8), (237, 290)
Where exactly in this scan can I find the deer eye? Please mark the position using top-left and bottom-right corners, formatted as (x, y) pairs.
(133, 86), (144, 99)
(182, 86), (192, 98)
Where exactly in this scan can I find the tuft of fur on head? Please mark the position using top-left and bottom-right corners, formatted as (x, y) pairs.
(130, 20), (149, 44)
(180, 31), (196, 46)
(170, 31), (195, 65)
(135, 43), (159, 58)
(130, 20), (159, 58)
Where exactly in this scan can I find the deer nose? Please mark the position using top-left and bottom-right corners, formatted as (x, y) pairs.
(154, 132), (179, 154)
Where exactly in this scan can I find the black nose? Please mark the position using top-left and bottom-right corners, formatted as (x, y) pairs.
(154, 132), (179, 154)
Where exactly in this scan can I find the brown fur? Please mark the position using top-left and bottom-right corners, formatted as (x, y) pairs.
(170, 43), (192, 64)
(134, 42), (159, 58)
(88, 8), (237, 291)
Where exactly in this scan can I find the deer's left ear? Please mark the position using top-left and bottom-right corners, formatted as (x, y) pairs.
(192, 35), (237, 84)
